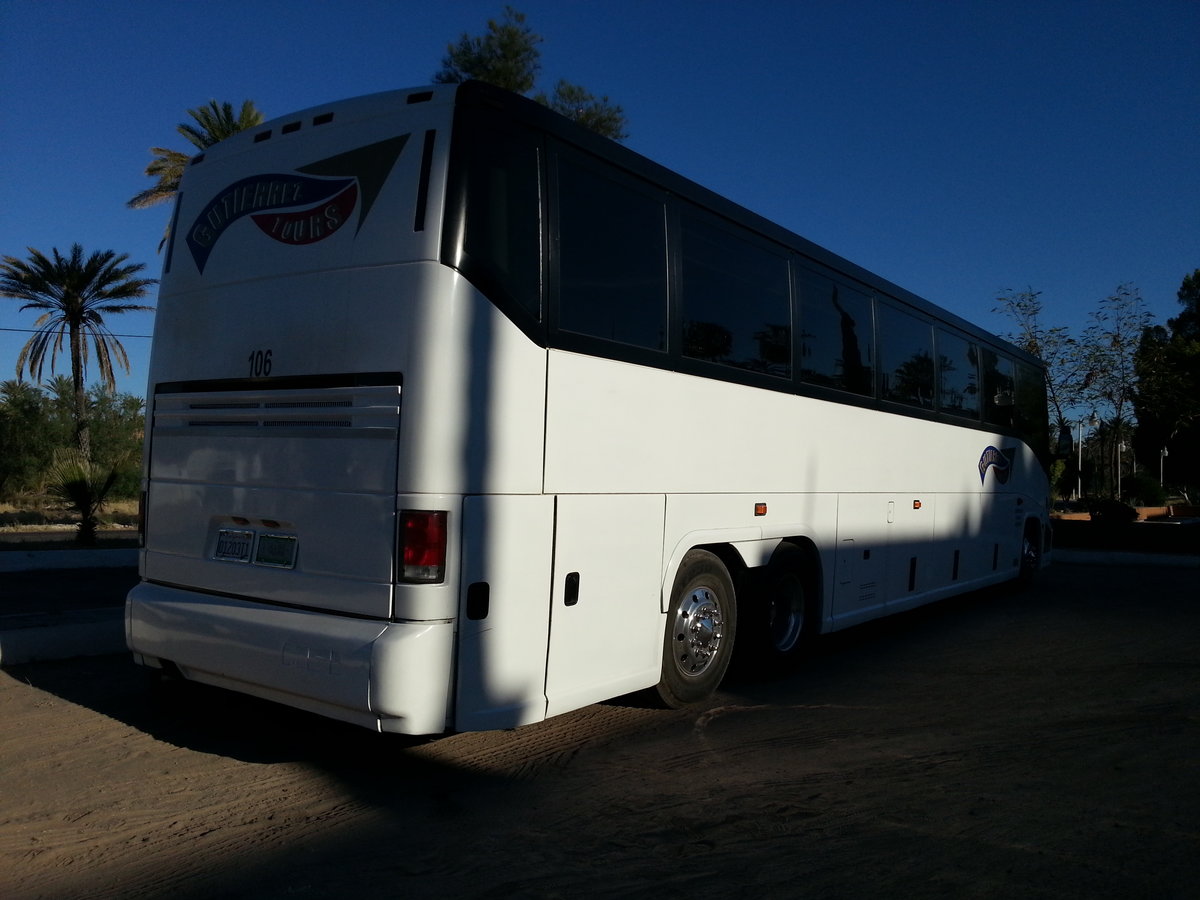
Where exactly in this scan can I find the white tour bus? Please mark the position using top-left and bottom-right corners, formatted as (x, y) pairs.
(127, 81), (1053, 735)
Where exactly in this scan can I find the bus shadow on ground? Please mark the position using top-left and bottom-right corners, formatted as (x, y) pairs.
(4, 574), (1024, 768)
(8, 564), (1197, 898)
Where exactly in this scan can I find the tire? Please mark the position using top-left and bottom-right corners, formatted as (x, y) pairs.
(746, 542), (811, 673)
(1019, 522), (1042, 586)
(656, 550), (737, 708)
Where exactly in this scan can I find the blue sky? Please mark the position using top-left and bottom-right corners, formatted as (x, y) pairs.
(2, 0), (1197, 399)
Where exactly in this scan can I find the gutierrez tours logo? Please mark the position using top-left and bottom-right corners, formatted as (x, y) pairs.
(978, 445), (1017, 485)
(185, 134), (410, 273)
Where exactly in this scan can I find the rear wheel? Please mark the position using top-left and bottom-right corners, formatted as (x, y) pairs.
(743, 542), (812, 674)
(656, 550), (737, 708)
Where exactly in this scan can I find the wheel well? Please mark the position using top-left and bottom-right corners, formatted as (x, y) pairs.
(1024, 517), (1047, 552)
(776, 538), (823, 623)
(696, 542), (748, 584)
(699, 537), (824, 620)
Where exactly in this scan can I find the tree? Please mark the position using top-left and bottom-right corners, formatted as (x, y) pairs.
(535, 79), (629, 141)
(993, 288), (1085, 429)
(1134, 269), (1200, 494)
(1170, 268), (1200, 341)
(434, 5), (541, 93)
(0, 380), (50, 498)
(434, 7), (629, 141)
(0, 245), (156, 459)
(129, 99), (265, 247)
(1077, 285), (1153, 497)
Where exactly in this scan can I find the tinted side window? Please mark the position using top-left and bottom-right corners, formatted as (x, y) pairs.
(937, 330), (980, 419)
(455, 112), (542, 320)
(877, 303), (934, 408)
(555, 153), (667, 350)
(981, 349), (1016, 426)
(796, 266), (874, 396)
(679, 212), (791, 377)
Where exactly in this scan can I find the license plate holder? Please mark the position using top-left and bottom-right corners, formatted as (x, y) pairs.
(214, 528), (253, 563)
(254, 533), (298, 569)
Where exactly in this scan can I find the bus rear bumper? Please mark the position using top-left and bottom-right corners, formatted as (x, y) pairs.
(126, 582), (454, 735)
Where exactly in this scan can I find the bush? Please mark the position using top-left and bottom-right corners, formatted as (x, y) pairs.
(44, 449), (122, 546)
(1088, 498), (1139, 524)
(1123, 471), (1166, 506)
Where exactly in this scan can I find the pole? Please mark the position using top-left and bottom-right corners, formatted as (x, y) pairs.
(1118, 441), (1123, 499)
(1076, 420), (1084, 501)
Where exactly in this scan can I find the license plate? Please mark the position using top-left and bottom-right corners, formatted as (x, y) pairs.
(254, 534), (298, 569)
(214, 529), (253, 563)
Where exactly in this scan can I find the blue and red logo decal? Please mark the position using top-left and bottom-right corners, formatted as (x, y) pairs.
(978, 446), (1017, 484)
(185, 134), (409, 273)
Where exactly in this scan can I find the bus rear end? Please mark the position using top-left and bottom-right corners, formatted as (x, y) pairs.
(127, 87), (466, 734)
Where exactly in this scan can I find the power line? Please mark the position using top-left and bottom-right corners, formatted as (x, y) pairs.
(0, 326), (152, 339)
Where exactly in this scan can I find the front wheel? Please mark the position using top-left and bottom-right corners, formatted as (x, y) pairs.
(1019, 522), (1043, 585)
(656, 550), (737, 708)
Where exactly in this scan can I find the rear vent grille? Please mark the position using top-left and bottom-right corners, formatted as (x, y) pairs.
(264, 399), (353, 409)
(154, 385), (400, 434)
(263, 419), (351, 428)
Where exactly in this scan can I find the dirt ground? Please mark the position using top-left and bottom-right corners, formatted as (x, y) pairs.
(2, 561), (1197, 899)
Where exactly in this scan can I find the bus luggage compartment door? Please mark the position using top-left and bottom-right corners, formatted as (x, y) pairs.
(544, 494), (666, 718)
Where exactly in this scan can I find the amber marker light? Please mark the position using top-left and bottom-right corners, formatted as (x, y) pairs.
(754, 503), (768, 516)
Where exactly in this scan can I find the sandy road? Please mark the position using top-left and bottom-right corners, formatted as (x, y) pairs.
(2, 560), (1197, 899)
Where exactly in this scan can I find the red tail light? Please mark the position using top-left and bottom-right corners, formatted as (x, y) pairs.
(398, 510), (448, 583)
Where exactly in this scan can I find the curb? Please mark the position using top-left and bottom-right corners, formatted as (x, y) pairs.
(0, 548), (138, 573)
(0, 608), (126, 666)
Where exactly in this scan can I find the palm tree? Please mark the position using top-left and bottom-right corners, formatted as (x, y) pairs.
(128, 100), (265, 245)
(0, 244), (156, 458)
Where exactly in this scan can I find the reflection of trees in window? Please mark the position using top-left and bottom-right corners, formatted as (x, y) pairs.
(679, 211), (790, 377)
(683, 321), (790, 376)
(937, 330), (980, 419)
(878, 303), (933, 408)
(982, 349), (1016, 426)
(753, 324), (790, 376)
(797, 266), (873, 396)
(890, 352), (935, 408)
(683, 321), (733, 361)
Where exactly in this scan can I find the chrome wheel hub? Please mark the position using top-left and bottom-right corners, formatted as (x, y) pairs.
(671, 587), (726, 677)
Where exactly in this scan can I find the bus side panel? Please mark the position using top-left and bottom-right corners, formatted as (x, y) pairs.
(832, 494), (891, 627)
(454, 494), (554, 732)
(544, 494), (666, 718)
(387, 272), (548, 497)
